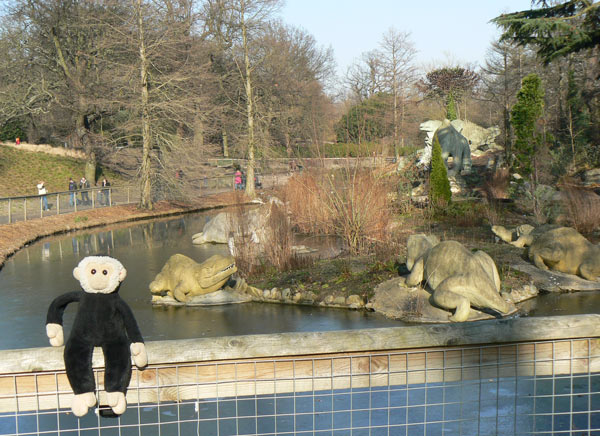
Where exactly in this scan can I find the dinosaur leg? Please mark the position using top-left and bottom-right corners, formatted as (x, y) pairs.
(531, 253), (549, 270)
(579, 262), (600, 281)
(173, 281), (190, 302)
(511, 235), (533, 248)
(432, 288), (471, 322)
(405, 257), (425, 287)
(531, 245), (563, 270)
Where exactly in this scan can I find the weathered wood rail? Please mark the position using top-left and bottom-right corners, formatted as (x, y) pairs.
(1, 314), (599, 413)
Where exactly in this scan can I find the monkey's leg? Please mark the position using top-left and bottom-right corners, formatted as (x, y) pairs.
(65, 338), (96, 416)
(103, 342), (132, 415)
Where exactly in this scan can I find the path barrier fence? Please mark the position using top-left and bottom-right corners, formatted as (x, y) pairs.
(0, 172), (293, 225)
(0, 185), (139, 225)
(0, 314), (598, 435)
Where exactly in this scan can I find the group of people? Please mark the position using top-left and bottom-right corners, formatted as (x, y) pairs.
(234, 169), (262, 191)
(68, 176), (111, 207)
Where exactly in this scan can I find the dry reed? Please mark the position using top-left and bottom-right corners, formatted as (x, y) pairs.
(560, 184), (600, 234)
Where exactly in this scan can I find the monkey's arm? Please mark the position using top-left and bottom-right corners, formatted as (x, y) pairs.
(46, 291), (81, 346)
(116, 299), (147, 368)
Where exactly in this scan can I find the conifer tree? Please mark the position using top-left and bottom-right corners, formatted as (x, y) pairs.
(446, 93), (457, 121)
(511, 73), (544, 175)
(429, 134), (452, 206)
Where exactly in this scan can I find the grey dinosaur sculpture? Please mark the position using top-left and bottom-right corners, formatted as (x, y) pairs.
(433, 121), (472, 175)
(405, 234), (511, 322)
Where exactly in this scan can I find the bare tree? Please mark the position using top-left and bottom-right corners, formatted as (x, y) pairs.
(218, 0), (281, 197)
(1, 0), (121, 181)
(378, 28), (417, 158)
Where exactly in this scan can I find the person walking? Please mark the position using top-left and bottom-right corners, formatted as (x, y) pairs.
(234, 169), (243, 190)
(37, 181), (49, 211)
(68, 177), (76, 206)
(79, 177), (90, 205)
(101, 177), (111, 206)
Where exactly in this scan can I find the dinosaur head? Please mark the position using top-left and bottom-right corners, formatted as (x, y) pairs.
(196, 254), (238, 292)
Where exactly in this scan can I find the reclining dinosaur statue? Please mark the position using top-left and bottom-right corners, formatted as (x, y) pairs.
(149, 254), (237, 303)
(527, 227), (600, 281)
(491, 224), (559, 248)
(405, 234), (512, 322)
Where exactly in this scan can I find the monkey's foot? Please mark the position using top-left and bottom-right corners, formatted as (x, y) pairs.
(107, 392), (127, 415)
(72, 392), (96, 417)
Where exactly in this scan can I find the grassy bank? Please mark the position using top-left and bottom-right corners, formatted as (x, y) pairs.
(0, 144), (126, 197)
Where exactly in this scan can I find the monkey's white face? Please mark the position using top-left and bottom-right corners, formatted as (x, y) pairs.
(73, 256), (127, 294)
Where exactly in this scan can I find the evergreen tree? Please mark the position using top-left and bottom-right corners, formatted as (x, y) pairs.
(446, 93), (457, 120)
(493, 1), (600, 64)
(510, 73), (545, 175)
(429, 134), (452, 206)
(565, 69), (590, 157)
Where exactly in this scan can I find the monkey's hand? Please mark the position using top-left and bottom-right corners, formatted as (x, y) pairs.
(130, 342), (147, 368)
(46, 323), (64, 347)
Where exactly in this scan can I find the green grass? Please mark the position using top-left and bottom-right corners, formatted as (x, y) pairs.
(0, 145), (127, 197)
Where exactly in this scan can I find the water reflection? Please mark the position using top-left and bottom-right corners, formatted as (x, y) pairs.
(0, 212), (399, 350)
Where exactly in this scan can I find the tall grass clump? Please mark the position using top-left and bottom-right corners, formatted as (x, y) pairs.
(281, 167), (394, 255)
(229, 199), (312, 278)
(482, 167), (511, 225)
(560, 184), (600, 234)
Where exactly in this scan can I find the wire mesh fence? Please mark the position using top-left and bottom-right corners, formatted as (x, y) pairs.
(0, 334), (598, 436)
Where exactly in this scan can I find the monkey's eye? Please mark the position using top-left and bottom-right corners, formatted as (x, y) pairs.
(91, 269), (97, 274)
(102, 270), (108, 275)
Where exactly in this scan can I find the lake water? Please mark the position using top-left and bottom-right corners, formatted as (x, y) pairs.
(0, 211), (400, 350)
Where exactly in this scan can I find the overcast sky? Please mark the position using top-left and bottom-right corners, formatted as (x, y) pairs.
(279, 0), (534, 77)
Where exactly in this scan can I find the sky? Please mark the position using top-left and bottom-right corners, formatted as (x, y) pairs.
(279, 0), (534, 78)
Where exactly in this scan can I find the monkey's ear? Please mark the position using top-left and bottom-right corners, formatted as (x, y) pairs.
(119, 267), (127, 282)
(73, 267), (81, 281)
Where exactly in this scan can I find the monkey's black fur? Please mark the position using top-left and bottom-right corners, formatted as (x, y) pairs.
(46, 285), (144, 395)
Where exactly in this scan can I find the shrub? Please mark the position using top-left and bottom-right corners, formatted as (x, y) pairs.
(334, 93), (391, 144)
(280, 167), (394, 255)
(428, 134), (451, 207)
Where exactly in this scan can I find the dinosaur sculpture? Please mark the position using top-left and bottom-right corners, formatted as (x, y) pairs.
(527, 227), (600, 281)
(433, 121), (472, 175)
(405, 235), (511, 322)
(491, 224), (559, 248)
(149, 254), (237, 302)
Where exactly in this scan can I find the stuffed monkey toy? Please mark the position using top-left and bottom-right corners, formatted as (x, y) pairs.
(46, 256), (147, 417)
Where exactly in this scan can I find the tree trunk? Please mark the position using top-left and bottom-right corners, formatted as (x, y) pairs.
(137, 0), (152, 210)
(76, 111), (96, 183)
(241, 4), (255, 198)
(222, 129), (229, 157)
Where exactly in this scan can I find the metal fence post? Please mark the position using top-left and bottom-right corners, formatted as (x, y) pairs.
(127, 187), (130, 204)
(56, 193), (60, 216)
(91, 188), (95, 209)
(7, 199), (11, 224)
(23, 198), (27, 221)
